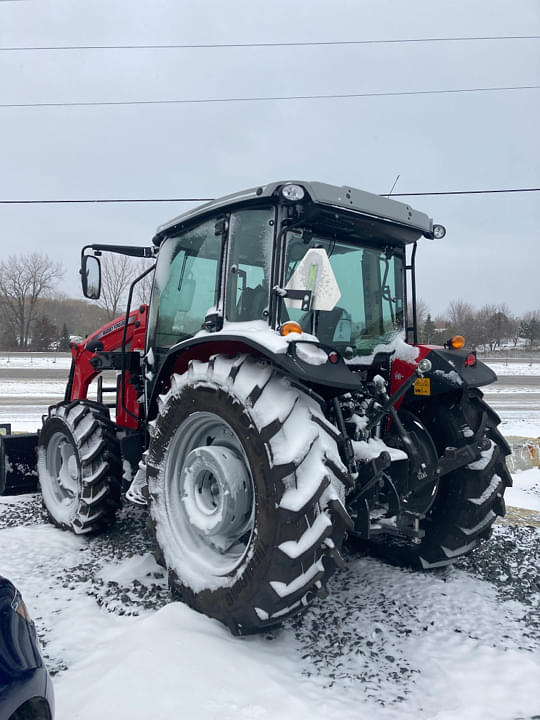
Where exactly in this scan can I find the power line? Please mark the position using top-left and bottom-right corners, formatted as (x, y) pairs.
(1, 35), (538, 52)
(1, 188), (539, 205)
(389, 188), (540, 197)
(1, 85), (539, 110)
(0, 198), (213, 204)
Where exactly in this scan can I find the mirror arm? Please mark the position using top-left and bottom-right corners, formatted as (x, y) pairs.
(82, 244), (154, 259)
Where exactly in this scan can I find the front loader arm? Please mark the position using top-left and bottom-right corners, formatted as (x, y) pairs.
(67, 305), (148, 427)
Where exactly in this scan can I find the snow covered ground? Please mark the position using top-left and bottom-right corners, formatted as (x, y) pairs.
(0, 353), (538, 375)
(485, 361), (540, 377)
(505, 468), (540, 512)
(0, 380), (68, 397)
(1, 478), (539, 720)
(1, 354), (539, 437)
(0, 353), (73, 370)
(1, 354), (539, 719)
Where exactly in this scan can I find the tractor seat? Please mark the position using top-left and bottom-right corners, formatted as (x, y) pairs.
(301, 307), (352, 345)
(236, 285), (268, 321)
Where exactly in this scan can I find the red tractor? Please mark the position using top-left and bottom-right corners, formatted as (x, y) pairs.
(1, 181), (511, 634)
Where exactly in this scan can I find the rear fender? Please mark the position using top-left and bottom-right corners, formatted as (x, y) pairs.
(390, 345), (497, 407)
(147, 333), (365, 420)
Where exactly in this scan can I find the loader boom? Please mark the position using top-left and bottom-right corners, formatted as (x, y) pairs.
(67, 305), (148, 429)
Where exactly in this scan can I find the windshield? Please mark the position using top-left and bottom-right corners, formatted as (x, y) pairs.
(148, 219), (223, 349)
(280, 231), (404, 358)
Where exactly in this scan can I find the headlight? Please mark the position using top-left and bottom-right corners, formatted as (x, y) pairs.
(433, 224), (446, 239)
(281, 184), (305, 202)
(294, 342), (329, 366)
(0, 581), (42, 675)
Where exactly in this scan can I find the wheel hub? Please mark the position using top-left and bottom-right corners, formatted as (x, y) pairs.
(180, 445), (252, 550)
(162, 410), (256, 574)
(58, 442), (79, 495)
(48, 432), (79, 501)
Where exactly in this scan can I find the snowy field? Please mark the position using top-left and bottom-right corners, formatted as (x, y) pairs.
(1, 479), (539, 720)
(1, 353), (539, 437)
(484, 361), (540, 377)
(0, 353), (73, 370)
(1, 353), (539, 719)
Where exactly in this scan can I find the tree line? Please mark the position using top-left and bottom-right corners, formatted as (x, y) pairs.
(0, 252), (149, 351)
(415, 299), (540, 350)
(0, 252), (538, 352)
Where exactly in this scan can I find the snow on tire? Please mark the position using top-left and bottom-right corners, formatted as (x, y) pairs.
(146, 354), (352, 634)
(38, 401), (122, 534)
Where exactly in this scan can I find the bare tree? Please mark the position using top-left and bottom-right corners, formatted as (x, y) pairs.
(446, 298), (476, 344)
(407, 297), (429, 334)
(447, 299), (475, 328)
(98, 254), (136, 320)
(98, 255), (155, 319)
(484, 304), (513, 350)
(0, 253), (64, 349)
(135, 260), (155, 307)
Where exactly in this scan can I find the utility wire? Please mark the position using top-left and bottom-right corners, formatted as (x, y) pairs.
(1, 35), (538, 51)
(391, 188), (540, 197)
(1, 188), (539, 204)
(1, 85), (539, 109)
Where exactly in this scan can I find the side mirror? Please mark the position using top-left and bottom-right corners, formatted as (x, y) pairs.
(81, 255), (101, 299)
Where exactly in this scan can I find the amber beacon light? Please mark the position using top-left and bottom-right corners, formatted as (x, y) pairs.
(448, 335), (466, 350)
(280, 321), (303, 336)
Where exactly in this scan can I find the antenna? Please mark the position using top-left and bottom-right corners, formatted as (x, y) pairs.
(387, 174), (400, 196)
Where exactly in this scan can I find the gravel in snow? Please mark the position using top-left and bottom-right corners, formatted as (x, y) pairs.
(1, 487), (539, 719)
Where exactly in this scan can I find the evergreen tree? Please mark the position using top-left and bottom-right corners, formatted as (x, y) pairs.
(519, 317), (540, 347)
(422, 314), (436, 344)
(58, 322), (71, 351)
(32, 315), (58, 351)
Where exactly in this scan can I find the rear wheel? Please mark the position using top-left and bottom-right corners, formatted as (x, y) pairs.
(414, 388), (512, 568)
(37, 401), (122, 534)
(146, 354), (352, 634)
(363, 389), (512, 568)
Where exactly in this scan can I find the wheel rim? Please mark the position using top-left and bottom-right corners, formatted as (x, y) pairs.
(164, 412), (255, 576)
(44, 429), (80, 513)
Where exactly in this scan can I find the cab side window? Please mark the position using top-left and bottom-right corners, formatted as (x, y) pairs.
(226, 207), (275, 322)
(152, 219), (222, 348)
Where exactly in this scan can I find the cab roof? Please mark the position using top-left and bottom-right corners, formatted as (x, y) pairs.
(152, 180), (435, 245)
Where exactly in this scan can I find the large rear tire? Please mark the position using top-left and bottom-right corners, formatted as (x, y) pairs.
(37, 401), (122, 534)
(146, 354), (352, 634)
(413, 388), (512, 568)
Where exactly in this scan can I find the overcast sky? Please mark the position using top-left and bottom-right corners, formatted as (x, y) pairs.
(1, 0), (539, 319)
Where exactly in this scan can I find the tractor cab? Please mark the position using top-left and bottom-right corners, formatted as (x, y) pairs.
(145, 182), (440, 375)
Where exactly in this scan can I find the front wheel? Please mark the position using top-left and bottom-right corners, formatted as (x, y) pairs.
(146, 355), (352, 634)
(37, 401), (122, 534)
